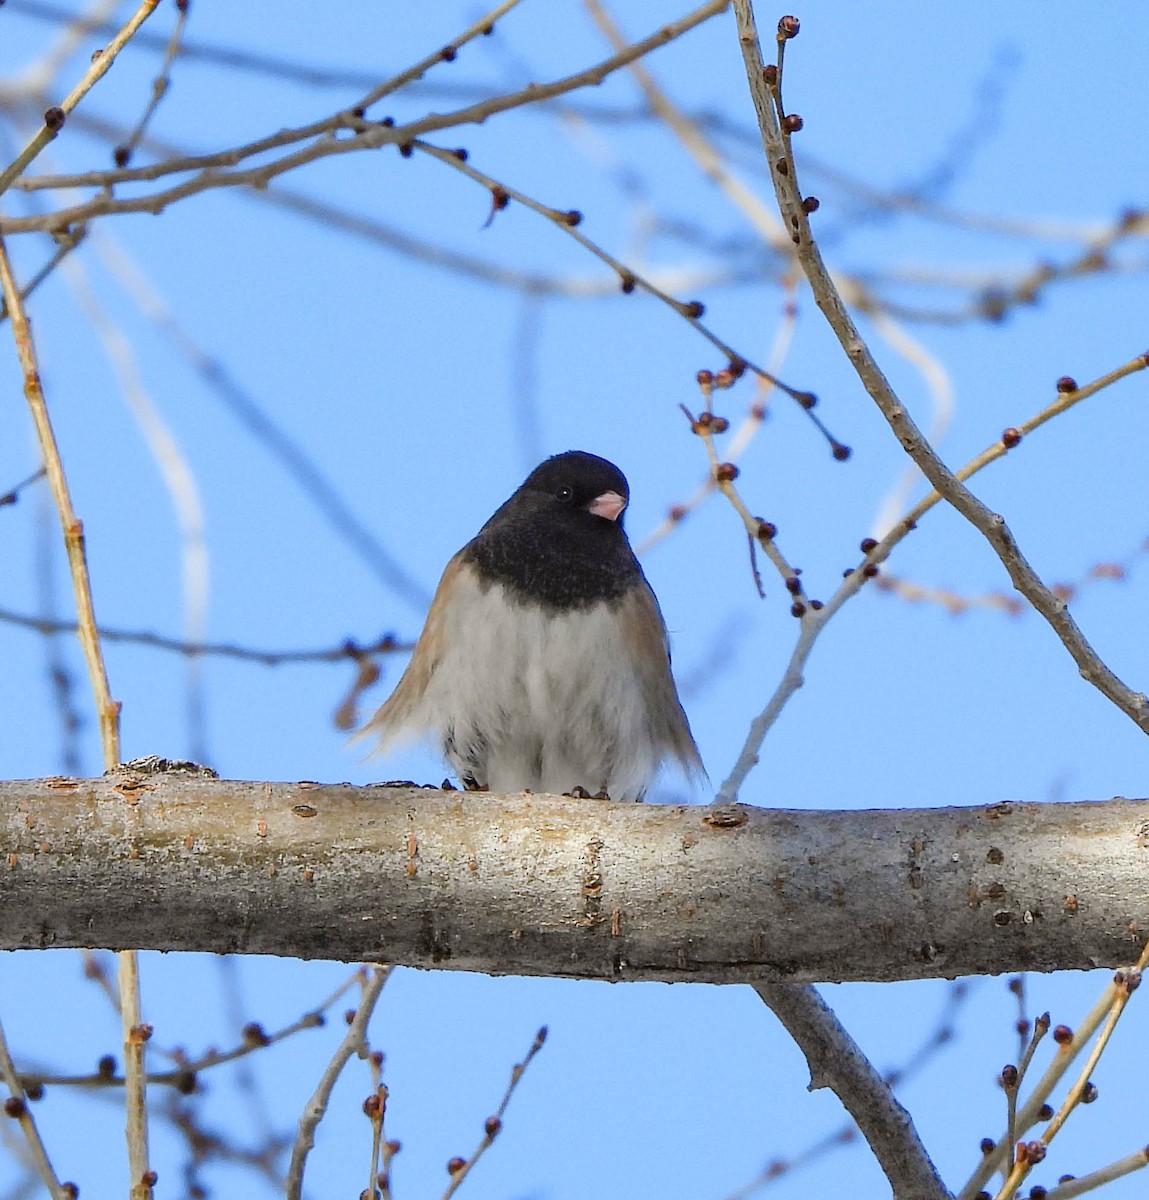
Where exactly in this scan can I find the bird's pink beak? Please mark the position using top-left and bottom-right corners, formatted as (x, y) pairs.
(588, 490), (626, 521)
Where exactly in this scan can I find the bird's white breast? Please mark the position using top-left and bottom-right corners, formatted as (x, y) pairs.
(404, 573), (662, 800)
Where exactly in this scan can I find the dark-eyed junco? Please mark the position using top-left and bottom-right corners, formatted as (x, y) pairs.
(364, 450), (703, 801)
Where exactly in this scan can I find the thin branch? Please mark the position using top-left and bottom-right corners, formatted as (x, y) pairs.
(0, 1013), (69, 1198)
(754, 982), (950, 1200)
(21, 967), (363, 1090)
(3, 0), (731, 230)
(0, 0), (162, 196)
(731, 0), (1149, 737)
(1043, 1148), (1149, 1199)
(0, 233), (120, 764)
(713, 350), (1144, 802)
(113, 0), (189, 167)
(0, 467), (47, 507)
(119, 951), (152, 1200)
(284, 965), (392, 1200)
(440, 1025), (548, 1199)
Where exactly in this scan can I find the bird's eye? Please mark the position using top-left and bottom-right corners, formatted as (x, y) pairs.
(556, 485), (574, 502)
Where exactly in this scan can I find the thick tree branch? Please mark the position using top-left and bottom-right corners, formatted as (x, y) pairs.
(1, 770), (1147, 983)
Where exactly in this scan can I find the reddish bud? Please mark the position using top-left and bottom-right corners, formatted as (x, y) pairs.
(790, 601), (806, 618)
(832, 443), (851, 461)
(762, 64), (778, 86)
(802, 195), (820, 213)
(44, 107), (66, 132)
(1002, 427), (1022, 448)
(778, 15), (800, 37)
(1053, 1025), (1073, 1045)
(782, 113), (804, 133)
(809, 599), (824, 610)
(862, 563), (880, 578)
(785, 576), (802, 595)
(1081, 1081), (1099, 1103)
(484, 1116), (502, 1138)
(859, 537), (878, 554)
(980, 1138), (995, 1155)
(113, 145), (131, 168)
(619, 272), (636, 294)
(757, 520), (777, 540)
(715, 462), (739, 483)
(1001, 1064), (1019, 1089)
(697, 369), (714, 387)
(97, 1055), (116, 1078)
(4, 1097), (26, 1118)
(447, 1157), (467, 1175)
(242, 1022), (270, 1047)
(668, 504), (687, 522)
(561, 210), (582, 227)
(439, 45), (457, 62)
(1056, 375), (1077, 393)
(710, 416), (730, 433)
(683, 300), (706, 319)
(363, 1094), (383, 1118)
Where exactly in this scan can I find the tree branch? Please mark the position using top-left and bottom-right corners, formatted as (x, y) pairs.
(755, 981), (950, 1199)
(2, 770), (1147, 983)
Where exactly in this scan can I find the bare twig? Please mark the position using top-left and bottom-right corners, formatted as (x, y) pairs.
(22, 967), (364, 1090)
(0, 467), (47, 507)
(731, 0), (1149, 737)
(113, 0), (189, 168)
(754, 983), (949, 1200)
(1043, 1147), (1149, 1199)
(0, 1013), (69, 1197)
(285, 965), (392, 1200)
(0, 0), (162, 196)
(4, 0), (731, 231)
(0, 605), (409, 665)
(440, 1025), (548, 1199)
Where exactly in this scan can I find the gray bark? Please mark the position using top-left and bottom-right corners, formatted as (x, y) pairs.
(1, 770), (1146, 982)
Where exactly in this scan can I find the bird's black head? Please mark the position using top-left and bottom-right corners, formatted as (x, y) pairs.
(519, 451), (630, 525)
(466, 451), (642, 609)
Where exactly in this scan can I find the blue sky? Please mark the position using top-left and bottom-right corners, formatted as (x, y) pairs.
(1, 2), (1148, 1197)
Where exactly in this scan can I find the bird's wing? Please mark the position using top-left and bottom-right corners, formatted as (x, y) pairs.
(360, 551), (468, 750)
(617, 580), (706, 780)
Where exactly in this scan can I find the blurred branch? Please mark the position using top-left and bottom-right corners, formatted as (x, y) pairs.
(0, 467), (46, 507)
(3, 773), (1149, 985)
(0, 605), (410, 665)
(2, 1), (730, 232)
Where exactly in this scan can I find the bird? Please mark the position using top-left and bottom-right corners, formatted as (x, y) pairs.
(363, 450), (703, 801)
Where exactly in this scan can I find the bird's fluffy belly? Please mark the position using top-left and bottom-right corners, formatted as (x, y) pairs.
(418, 579), (659, 800)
